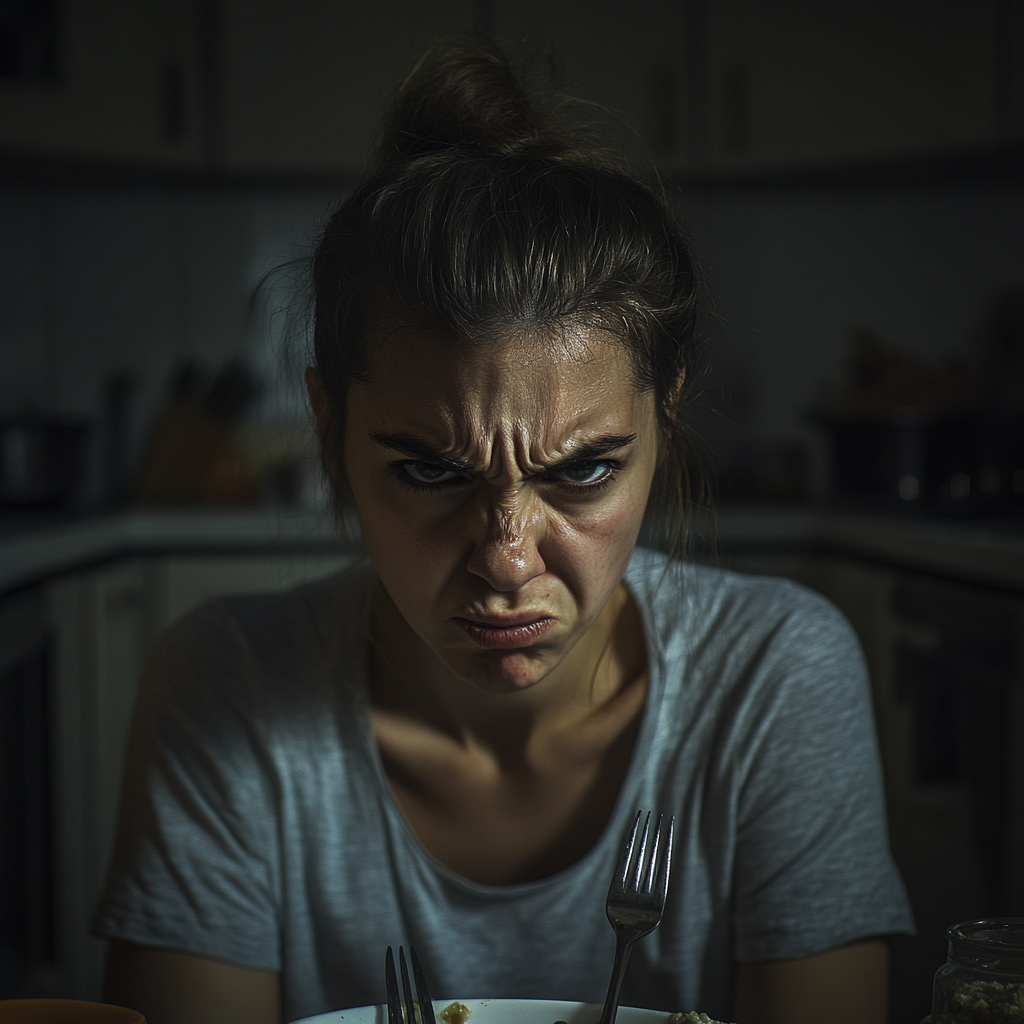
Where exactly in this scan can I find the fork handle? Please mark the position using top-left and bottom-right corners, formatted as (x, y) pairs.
(598, 934), (637, 1024)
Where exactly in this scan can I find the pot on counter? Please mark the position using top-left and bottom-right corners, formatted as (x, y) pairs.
(809, 409), (979, 509)
(0, 417), (91, 509)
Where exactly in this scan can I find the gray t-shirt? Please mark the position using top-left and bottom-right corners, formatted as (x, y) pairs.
(94, 547), (913, 1023)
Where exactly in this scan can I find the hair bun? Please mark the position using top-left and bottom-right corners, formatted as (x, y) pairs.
(374, 34), (560, 167)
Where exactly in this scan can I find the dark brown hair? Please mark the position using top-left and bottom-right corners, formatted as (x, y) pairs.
(311, 34), (710, 555)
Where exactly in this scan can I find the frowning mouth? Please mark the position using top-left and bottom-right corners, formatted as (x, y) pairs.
(453, 614), (556, 648)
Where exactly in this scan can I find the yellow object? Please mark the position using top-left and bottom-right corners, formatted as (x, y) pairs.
(0, 1000), (144, 1023)
(134, 403), (256, 505)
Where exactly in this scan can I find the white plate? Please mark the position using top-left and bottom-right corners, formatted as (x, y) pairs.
(291, 998), (675, 1024)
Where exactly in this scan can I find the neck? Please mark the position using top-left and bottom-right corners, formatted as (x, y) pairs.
(368, 583), (644, 755)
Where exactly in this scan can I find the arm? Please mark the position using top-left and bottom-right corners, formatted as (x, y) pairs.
(735, 939), (888, 1024)
(104, 940), (280, 1024)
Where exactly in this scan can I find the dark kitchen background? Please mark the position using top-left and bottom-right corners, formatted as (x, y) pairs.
(1, 2), (1022, 1021)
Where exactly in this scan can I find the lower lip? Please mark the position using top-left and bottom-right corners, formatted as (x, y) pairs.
(454, 616), (556, 648)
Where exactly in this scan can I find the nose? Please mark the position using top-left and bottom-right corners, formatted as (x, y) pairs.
(466, 489), (546, 592)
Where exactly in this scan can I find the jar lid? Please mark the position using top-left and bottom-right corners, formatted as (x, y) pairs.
(948, 919), (1024, 972)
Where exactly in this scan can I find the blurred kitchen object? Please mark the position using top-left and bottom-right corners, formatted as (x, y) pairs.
(0, 999), (145, 1022)
(134, 360), (262, 505)
(101, 373), (134, 508)
(973, 289), (1024, 511)
(719, 438), (807, 503)
(0, 417), (91, 510)
(235, 418), (320, 509)
(838, 328), (976, 416)
(810, 328), (981, 511)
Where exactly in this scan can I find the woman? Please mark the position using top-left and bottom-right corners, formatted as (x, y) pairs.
(98, 37), (912, 1024)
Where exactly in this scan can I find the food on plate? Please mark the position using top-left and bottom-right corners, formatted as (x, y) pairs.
(669, 1013), (733, 1024)
(439, 1002), (472, 1024)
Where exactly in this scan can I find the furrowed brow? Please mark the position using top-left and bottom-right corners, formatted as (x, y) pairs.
(549, 433), (638, 468)
(369, 432), (474, 472)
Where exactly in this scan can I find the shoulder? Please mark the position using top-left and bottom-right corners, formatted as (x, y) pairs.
(142, 555), (375, 723)
(626, 546), (858, 667)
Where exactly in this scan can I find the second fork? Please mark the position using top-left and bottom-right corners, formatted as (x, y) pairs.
(385, 945), (437, 1024)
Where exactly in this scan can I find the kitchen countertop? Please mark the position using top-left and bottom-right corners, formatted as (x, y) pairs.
(689, 505), (1024, 591)
(3, 503), (1024, 596)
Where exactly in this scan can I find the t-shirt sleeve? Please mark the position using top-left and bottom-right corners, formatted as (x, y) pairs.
(729, 584), (914, 961)
(93, 601), (282, 969)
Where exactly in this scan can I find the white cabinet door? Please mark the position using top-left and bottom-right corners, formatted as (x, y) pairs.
(44, 550), (352, 999)
(46, 560), (153, 1000)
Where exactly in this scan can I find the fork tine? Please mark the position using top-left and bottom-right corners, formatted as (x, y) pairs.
(399, 947), (417, 1024)
(410, 946), (436, 1024)
(385, 946), (403, 1024)
(612, 811), (642, 892)
(642, 814), (664, 894)
(632, 812), (652, 892)
(655, 816), (675, 903)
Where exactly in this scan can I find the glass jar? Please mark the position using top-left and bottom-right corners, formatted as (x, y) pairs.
(932, 919), (1024, 1023)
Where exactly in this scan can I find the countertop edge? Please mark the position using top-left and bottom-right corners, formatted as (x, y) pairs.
(3, 506), (1024, 597)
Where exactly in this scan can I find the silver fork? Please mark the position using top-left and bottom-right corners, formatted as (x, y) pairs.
(598, 810), (675, 1024)
(385, 945), (437, 1024)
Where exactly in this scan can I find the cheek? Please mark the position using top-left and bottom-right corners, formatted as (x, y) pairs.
(547, 479), (650, 603)
(352, 478), (468, 614)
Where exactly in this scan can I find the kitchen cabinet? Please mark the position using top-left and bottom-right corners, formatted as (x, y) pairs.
(0, 0), (202, 166)
(500, 0), (1012, 173)
(694, 0), (1007, 173)
(491, 0), (688, 163)
(1, 0), (1014, 176)
(0, 0), (475, 173)
(0, 586), (54, 999)
(722, 549), (1024, 1023)
(38, 551), (350, 1000)
(219, 0), (474, 173)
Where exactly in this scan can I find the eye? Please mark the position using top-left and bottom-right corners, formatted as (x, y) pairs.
(551, 461), (614, 486)
(402, 462), (462, 485)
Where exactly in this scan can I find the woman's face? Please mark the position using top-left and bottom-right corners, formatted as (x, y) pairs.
(340, 323), (660, 695)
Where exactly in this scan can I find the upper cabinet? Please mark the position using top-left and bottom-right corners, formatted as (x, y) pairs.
(0, 0), (203, 166)
(219, 0), (474, 173)
(498, 0), (1019, 174)
(694, 0), (1009, 173)
(0, 0), (1019, 177)
(0, 0), (475, 174)
(492, 0), (689, 164)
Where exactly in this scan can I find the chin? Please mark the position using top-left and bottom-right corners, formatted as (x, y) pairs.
(450, 648), (554, 694)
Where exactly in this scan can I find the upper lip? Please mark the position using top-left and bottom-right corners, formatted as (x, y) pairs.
(457, 612), (552, 628)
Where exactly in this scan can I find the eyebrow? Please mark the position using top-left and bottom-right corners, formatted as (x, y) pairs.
(369, 431), (638, 472)
(369, 432), (475, 472)
(550, 433), (638, 468)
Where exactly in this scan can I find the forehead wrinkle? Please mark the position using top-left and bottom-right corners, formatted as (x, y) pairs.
(369, 326), (643, 475)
